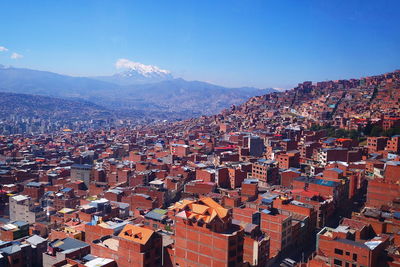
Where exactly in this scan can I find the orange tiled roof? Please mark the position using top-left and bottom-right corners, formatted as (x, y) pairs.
(170, 197), (229, 223)
(118, 224), (154, 245)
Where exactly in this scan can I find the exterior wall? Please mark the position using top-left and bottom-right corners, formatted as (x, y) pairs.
(251, 163), (279, 186)
(90, 235), (162, 267)
(277, 153), (299, 169)
(174, 219), (244, 267)
(386, 136), (400, 153)
(384, 164), (400, 183)
(196, 169), (215, 182)
(241, 183), (258, 200)
(9, 196), (46, 224)
(280, 171), (300, 188)
(170, 144), (189, 157)
(228, 168), (246, 189)
(243, 236), (269, 267)
(260, 213), (292, 257)
(233, 207), (258, 225)
(248, 137), (264, 157)
(184, 182), (215, 195)
(366, 179), (400, 209)
(23, 186), (44, 201)
(367, 137), (388, 153)
(70, 165), (93, 187)
(85, 224), (115, 243)
(317, 234), (387, 267)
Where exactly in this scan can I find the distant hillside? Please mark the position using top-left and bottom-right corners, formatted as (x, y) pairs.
(0, 66), (121, 98)
(0, 92), (114, 120)
(107, 78), (276, 115)
(221, 70), (400, 123)
(0, 66), (276, 118)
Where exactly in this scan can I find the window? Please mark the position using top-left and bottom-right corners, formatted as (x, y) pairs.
(345, 251), (350, 256)
(353, 254), (357, 261)
(335, 248), (344, 255)
(334, 259), (343, 266)
(345, 263), (349, 267)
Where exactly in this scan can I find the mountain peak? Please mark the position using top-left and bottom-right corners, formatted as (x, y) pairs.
(116, 58), (171, 77)
(101, 58), (174, 85)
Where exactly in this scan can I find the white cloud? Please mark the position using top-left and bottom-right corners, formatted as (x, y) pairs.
(115, 58), (170, 74)
(11, 52), (23, 59)
(0, 46), (8, 52)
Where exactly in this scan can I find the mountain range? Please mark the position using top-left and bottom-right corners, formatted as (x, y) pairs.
(0, 64), (276, 119)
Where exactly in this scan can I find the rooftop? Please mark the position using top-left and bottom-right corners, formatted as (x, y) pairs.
(118, 224), (154, 245)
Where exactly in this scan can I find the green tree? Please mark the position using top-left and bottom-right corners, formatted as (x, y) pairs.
(370, 126), (383, 137)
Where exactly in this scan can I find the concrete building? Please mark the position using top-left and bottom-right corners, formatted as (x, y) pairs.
(9, 195), (46, 224)
(70, 164), (93, 187)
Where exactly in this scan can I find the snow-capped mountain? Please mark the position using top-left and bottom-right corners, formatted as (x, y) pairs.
(95, 59), (173, 85)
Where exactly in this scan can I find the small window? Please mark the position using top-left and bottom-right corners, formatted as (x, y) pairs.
(353, 254), (357, 261)
(334, 259), (342, 266)
(335, 248), (343, 255)
(345, 251), (350, 256)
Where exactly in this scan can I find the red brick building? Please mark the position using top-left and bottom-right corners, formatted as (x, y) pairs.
(386, 135), (400, 154)
(251, 159), (279, 186)
(170, 144), (190, 157)
(170, 197), (245, 267)
(89, 224), (162, 267)
(367, 136), (389, 153)
(314, 224), (389, 267)
(260, 208), (292, 257)
(276, 151), (300, 169)
(280, 168), (301, 187)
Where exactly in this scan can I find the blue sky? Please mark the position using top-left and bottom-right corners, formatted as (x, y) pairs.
(0, 0), (399, 88)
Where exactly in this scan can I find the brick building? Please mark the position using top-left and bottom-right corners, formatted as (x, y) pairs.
(170, 197), (245, 266)
(314, 224), (389, 267)
(251, 159), (279, 186)
(90, 224), (162, 267)
(277, 151), (300, 169)
(367, 137), (389, 154)
(260, 208), (292, 257)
